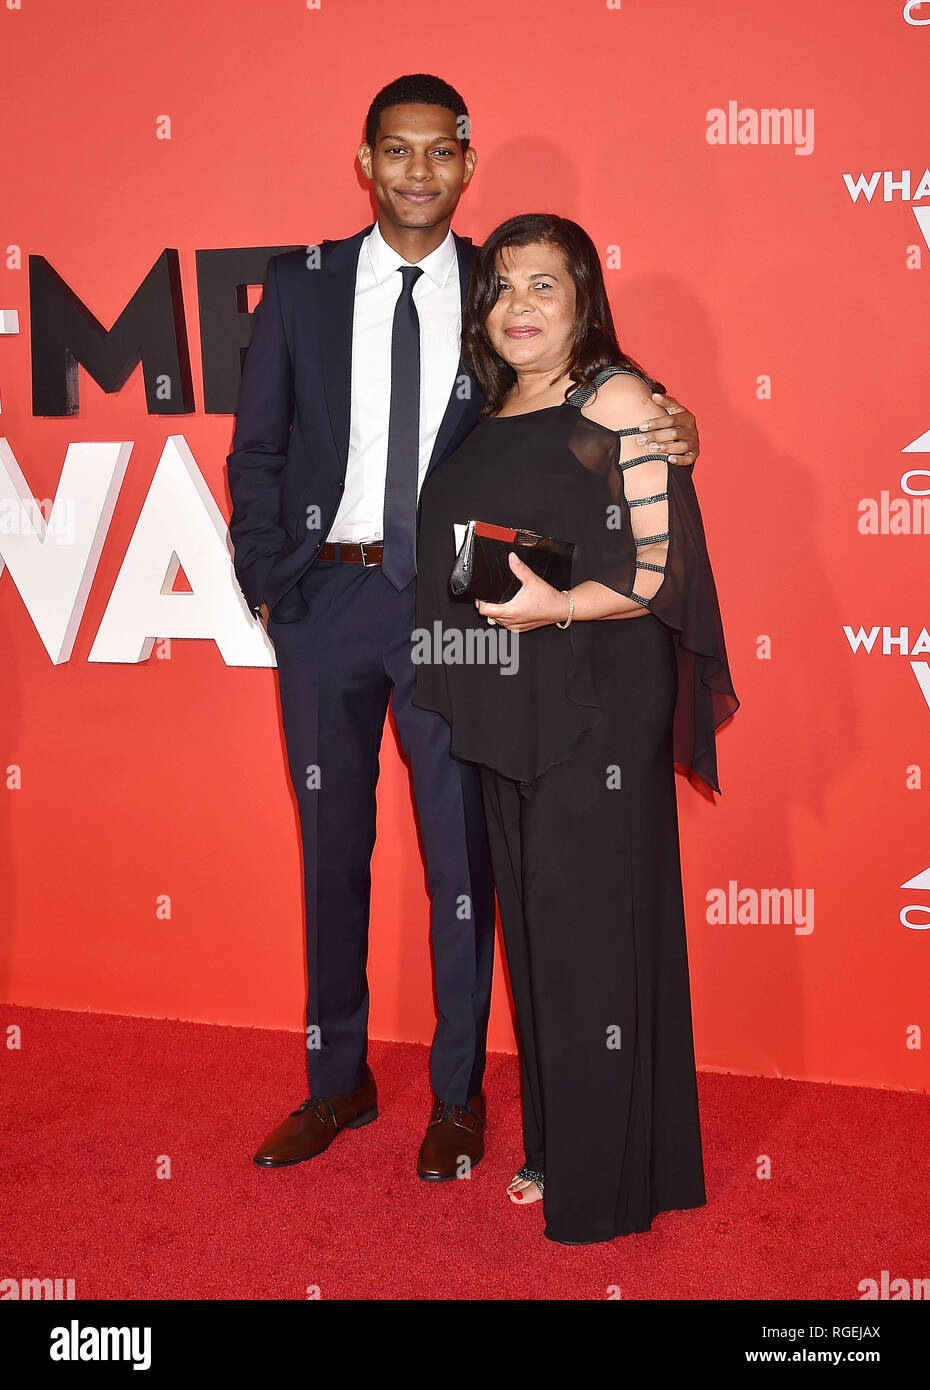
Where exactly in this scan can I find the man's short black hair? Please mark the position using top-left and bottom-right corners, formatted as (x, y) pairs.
(364, 74), (470, 152)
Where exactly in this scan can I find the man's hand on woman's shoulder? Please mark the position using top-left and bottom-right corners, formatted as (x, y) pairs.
(579, 374), (701, 467)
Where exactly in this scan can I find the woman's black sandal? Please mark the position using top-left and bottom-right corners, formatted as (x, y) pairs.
(510, 1163), (544, 1194)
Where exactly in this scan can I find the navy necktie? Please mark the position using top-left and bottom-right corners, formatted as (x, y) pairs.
(381, 264), (423, 590)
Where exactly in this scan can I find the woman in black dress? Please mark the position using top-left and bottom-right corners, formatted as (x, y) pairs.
(414, 214), (738, 1244)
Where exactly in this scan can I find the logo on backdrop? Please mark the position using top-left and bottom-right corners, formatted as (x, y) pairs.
(848, 430), (930, 713)
(0, 247), (303, 668)
(857, 429), (930, 535)
(841, 169), (930, 251)
(842, 169), (930, 203)
(900, 866), (930, 931)
(842, 623), (930, 712)
(0, 435), (271, 668)
(903, 1), (930, 25)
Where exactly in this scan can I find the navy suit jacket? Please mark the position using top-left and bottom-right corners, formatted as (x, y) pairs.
(226, 225), (483, 617)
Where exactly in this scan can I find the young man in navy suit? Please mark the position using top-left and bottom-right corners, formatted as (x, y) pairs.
(226, 74), (701, 1180)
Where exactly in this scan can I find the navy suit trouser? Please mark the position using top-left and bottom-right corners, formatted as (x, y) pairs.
(267, 559), (496, 1106)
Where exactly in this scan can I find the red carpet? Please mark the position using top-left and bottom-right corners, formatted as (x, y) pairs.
(1, 1004), (927, 1301)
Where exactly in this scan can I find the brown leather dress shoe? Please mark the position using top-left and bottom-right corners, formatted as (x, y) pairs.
(253, 1066), (378, 1167)
(416, 1093), (486, 1181)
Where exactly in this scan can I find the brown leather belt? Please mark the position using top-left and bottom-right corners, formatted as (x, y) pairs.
(317, 541), (383, 566)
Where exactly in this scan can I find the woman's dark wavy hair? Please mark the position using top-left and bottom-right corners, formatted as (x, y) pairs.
(463, 213), (662, 415)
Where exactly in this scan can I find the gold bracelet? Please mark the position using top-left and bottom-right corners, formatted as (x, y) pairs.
(556, 589), (574, 629)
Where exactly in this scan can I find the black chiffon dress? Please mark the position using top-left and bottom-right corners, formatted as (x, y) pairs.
(413, 366), (739, 1243)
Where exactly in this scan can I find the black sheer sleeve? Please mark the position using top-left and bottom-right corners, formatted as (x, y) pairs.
(566, 369), (739, 793)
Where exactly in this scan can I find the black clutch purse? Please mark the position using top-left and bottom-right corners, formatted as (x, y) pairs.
(449, 520), (575, 604)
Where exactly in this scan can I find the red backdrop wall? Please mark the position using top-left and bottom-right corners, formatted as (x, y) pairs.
(2, 0), (928, 1093)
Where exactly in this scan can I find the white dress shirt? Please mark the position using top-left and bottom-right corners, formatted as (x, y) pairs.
(325, 221), (462, 545)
